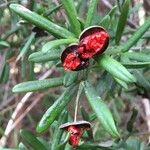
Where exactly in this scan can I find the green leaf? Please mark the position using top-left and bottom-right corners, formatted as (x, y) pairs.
(85, 0), (98, 28)
(36, 85), (77, 133)
(18, 142), (28, 150)
(0, 40), (10, 48)
(20, 129), (47, 150)
(96, 54), (136, 83)
(96, 72), (114, 95)
(77, 142), (113, 149)
(122, 16), (150, 51)
(80, 107), (94, 140)
(61, 0), (81, 36)
(83, 81), (120, 137)
(63, 71), (78, 87)
(108, 5), (117, 18)
(42, 38), (78, 53)
(126, 138), (145, 150)
(9, 4), (75, 38)
(2, 64), (10, 83)
(123, 52), (150, 62)
(43, 4), (62, 16)
(99, 15), (111, 29)
(12, 77), (63, 93)
(133, 70), (150, 90)
(17, 32), (35, 61)
(114, 77), (128, 89)
(29, 49), (60, 63)
(127, 107), (138, 132)
(115, 0), (130, 44)
(51, 111), (68, 150)
(122, 62), (150, 68)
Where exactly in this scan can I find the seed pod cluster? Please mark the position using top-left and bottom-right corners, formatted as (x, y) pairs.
(61, 26), (109, 71)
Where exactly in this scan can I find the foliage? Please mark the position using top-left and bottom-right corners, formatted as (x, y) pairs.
(0, 0), (150, 149)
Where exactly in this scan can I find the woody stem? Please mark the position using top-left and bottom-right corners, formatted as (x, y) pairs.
(74, 83), (83, 122)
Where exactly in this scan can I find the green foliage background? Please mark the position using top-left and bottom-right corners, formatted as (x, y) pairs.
(0, 0), (150, 149)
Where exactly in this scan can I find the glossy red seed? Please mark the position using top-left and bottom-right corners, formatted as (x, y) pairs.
(69, 134), (81, 148)
(78, 31), (109, 59)
(59, 121), (91, 147)
(63, 52), (81, 71)
(61, 44), (89, 71)
(67, 126), (83, 147)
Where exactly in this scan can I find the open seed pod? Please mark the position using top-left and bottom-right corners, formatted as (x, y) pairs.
(59, 121), (91, 147)
(61, 44), (89, 71)
(78, 26), (109, 59)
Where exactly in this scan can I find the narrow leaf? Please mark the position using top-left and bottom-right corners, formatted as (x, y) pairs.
(115, 0), (130, 44)
(51, 111), (68, 150)
(61, 0), (81, 36)
(36, 85), (77, 133)
(123, 52), (150, 62)
(122, 16), (150, 51)
(80, 107), (94, 139)
(9, 4), (75, 38)
(17, 32), (35, 61)
(20, 129), (47, 150)
(108, 5), (117, 18)
(63, 71), (78, 87)
(83, 81), (120, 137)
(85, 0), (98, 28)
(122, 62), (150, 68)
(43, 4), (62, 16)
(99, 15), (111, 29)
(77, 142), (113, 149)
(18, 142), (28, 150)
(96, 54), (136, 83)
(133, 70), (150, 90)
(2, 64), (10, 83)
(0, 40), (10, 48)
(12, 77), (63, 93)
(127, 107), (138, 132)
(42, 38), (78, 53)
(29, 50), (60, 63)
(114, 77), (128, 89)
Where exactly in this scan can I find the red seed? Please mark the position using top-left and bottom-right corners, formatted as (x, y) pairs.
(67, 126), (83, 147)
(69, 134), (81, 148)
(59, 121), (91, 147)
(78, 31), (109, 59)
(61, 44), (89, 71)
(63, 52), (81, 71)
(79, 26), (109, 59)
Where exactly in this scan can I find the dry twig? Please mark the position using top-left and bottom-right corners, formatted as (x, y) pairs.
(0, 67), (55, 146)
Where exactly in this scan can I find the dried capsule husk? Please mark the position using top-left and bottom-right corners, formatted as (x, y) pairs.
(78, 26), (109, 59)
(32, 26), (48, 37)
(59, 121), (91, 147)
(59, 120), (91, 130)
(61, 44), (89, 71)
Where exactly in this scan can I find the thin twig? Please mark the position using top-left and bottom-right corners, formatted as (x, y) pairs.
(11, 93), (46, 132)
(74, 83), (83, 122)
(142, 98), (150, 143)
(0, 67), (55, 146)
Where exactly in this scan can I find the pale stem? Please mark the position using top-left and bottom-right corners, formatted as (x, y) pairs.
(74, 83), (83, 122)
